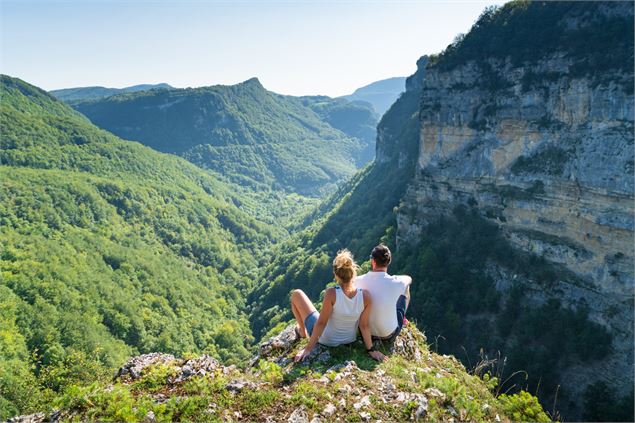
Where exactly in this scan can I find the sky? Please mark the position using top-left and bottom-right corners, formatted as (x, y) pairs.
(1, 0), (506, 97)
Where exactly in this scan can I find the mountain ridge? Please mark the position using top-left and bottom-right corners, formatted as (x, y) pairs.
(50, 83), (173, 102)
(340, 76), (406, 116)
(64, 78), (377, 196)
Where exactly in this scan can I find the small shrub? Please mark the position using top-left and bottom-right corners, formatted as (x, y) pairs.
(240, 389), (281, 417)
(498, 391), (550, 422)
(132, 363), (178, 392)
(257, 360), (283, 384)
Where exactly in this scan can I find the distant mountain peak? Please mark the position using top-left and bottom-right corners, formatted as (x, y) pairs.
(340, 76), (406, 116)
(240, 77), (263, 88)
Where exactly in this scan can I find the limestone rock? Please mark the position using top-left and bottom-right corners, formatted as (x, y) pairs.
(171, 354), (220, 383)
(322, 403), (337, 417)
(392, 3), (634, 419)
(353, 395), (371, 410)
(116, 353), (176, 380)
(263, 324), (300, 354)
(226, 379), (259, 393)
(5, 413), (46, 423)
(288, 406), (309, 423)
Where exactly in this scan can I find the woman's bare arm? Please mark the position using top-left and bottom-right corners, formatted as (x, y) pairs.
(360, 290), (386, 362)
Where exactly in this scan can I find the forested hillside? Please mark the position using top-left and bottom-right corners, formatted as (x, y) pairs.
(0, 75), (281, 418)
(65, 78), (377, 196)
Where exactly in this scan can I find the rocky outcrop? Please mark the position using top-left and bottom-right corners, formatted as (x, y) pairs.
(394, 2), (633, 420)
(256, 323), (427, 366)
(8, 325), (545, 422)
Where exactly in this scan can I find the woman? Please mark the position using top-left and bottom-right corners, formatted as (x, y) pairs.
(290, 249), (386, 362)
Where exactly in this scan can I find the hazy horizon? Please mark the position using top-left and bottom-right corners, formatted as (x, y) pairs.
(1, 0), (505, 97)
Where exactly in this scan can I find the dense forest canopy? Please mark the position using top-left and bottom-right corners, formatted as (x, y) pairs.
(0, 75), (282, 417)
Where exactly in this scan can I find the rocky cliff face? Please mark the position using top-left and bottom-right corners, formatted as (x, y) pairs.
(400, 56), (633, 289)
(393, 2), (633, 419)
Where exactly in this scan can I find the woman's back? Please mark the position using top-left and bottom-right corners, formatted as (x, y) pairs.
(319, 286), (364, 346)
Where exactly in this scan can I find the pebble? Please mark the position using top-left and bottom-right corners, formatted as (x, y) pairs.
(353, 395), (371, 410)
(322, 403), (337, 417)
(288, 406), (309, 423)
(359, 411), (371, 421)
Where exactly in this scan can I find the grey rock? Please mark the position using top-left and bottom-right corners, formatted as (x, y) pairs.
(5, 413), (46, 423)
(143, 410), (156, 423)
(423, 387), (446, 402)
(326, 360), (358, 373)
(359, 411), (372, 421)
(288, 406), (309, 423)
(353, 395), (371, 410)
(171, 354), (220, 383)
(225, 379), (258, 393)
(259, 324), (300, 360)
(322, 403), (337, 416)
(415, 396), (429, 420)
(5, 411), (64, 423)
(116, 353), (176, 380)
(302, 344), (331, 365)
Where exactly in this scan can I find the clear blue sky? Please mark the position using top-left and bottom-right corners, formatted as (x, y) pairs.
(1, 0), (505, 96)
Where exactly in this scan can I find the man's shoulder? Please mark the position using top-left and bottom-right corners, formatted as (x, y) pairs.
(388, 273), (412, 285)
(355, 272), (368, 286)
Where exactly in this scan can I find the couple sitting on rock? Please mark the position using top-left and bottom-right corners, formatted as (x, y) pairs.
(291, 244), (411, 362)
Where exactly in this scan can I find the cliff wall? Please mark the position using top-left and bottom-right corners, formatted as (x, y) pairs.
(393, 2), (634, 419)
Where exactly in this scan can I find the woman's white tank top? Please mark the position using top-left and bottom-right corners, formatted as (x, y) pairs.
(319, 286), (364, 347)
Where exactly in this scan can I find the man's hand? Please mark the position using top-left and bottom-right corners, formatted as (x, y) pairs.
(294, 348), (310, 362)
(368, 350), (387, 362)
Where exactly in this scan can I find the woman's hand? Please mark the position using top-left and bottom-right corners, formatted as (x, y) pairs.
(294, 347), (311, 362)
(368, 350), (387, 362)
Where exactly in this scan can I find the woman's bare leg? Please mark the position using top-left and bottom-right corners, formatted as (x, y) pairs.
(290, 289), (317, 338)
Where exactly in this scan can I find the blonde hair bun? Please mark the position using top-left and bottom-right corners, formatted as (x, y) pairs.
(333, 249), (358, 283)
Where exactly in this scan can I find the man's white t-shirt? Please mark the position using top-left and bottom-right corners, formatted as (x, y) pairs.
(355, 271), (411, 338)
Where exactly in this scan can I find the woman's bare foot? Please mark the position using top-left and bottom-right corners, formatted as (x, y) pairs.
(294, 324), (307, 338)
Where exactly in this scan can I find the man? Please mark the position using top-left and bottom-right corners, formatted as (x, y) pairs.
(355, 244), (411, 340)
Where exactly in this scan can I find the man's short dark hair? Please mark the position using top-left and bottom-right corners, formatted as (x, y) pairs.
(371, 244), (391, 267)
